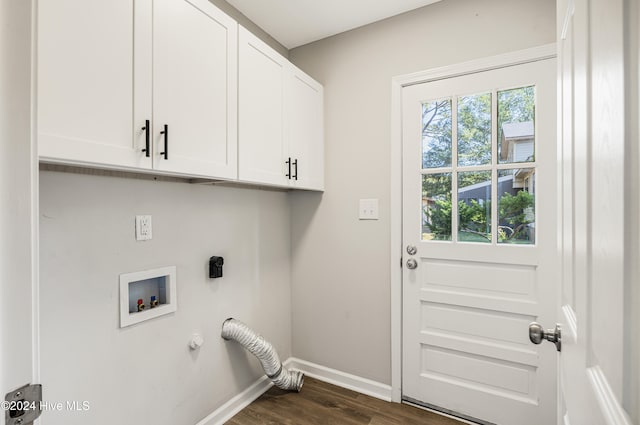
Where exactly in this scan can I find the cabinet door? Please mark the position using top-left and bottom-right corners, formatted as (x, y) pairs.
(287, 66), (324, 191)
(38, 0), (153, 169)
(238, 26), (288, 187)
(153, 0), (237, 179)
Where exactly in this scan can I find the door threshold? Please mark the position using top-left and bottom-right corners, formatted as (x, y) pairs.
(402, 397), (496, 425)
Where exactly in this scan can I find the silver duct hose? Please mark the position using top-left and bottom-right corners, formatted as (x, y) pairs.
(221, 318), (304, 392)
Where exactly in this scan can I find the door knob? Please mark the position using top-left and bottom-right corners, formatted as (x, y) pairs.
(529, 322), (561, 352)
(406, 245), (417, 255)
(406, 258), (418, 269)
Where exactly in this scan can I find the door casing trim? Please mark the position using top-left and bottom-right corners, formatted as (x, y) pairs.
(389, 42), (557, 403)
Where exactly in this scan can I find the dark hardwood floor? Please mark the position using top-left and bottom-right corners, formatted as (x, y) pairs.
(226, 377), (465, 425)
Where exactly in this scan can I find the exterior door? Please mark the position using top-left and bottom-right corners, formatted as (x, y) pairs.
(402, 58), (557, 424)
(557, 0), (636, 424)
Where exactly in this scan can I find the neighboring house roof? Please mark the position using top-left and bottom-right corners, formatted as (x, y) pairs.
(501, 121), (534, 161)
(502, 121), (534, 140)
(458, 174), (513, 194)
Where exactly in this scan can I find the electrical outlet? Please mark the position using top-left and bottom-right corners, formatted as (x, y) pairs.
(359, 199), (379, 220)
(135, 215), (152, 241)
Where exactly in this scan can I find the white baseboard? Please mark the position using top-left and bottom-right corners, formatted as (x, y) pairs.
(195, 374), (274, 425)
(287, 357), (393, 402)
(195, 357), (393, 425)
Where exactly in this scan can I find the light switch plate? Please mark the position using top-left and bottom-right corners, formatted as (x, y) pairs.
(136, 215), (152, 241)
(359, 199), (379, 220)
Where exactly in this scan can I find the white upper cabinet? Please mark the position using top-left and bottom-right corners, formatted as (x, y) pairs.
(152, 0), (237, 179)
(38, 0), (238, 179)
(238, 26), (324, 191)
(38, 0), (152, 170)
(38, 6), (321, 189)
(287, 66), (324, 191)
(238, 26), (288, 187)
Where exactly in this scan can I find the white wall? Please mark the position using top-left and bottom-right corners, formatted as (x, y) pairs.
(288, 0), (556, 385)
(39, 171), (291, 425)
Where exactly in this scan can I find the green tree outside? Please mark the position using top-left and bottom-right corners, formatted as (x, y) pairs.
(424, 190), (534, 243)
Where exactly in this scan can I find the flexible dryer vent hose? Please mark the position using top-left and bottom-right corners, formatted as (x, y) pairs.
(221, 318), (304, 392)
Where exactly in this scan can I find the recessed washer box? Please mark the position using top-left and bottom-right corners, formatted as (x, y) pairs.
(119, 266), (177, 328)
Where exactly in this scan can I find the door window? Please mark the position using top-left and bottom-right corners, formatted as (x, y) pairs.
(421, 86), (536, 244)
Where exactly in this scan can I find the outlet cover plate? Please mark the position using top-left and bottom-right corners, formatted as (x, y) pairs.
(136, 215), (152, 241)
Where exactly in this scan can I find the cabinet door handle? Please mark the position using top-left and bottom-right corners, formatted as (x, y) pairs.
(160, 124), (168, 160)
(141, 120), (150, 157)
(292, 159), (298, 180)
(285, 157), (291, 179)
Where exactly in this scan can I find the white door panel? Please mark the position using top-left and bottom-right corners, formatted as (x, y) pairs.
(402, 59), (557, 425)
(557, 0), (634, 424)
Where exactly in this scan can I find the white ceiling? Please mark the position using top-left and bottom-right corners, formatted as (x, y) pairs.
(225, 0), (442, 49)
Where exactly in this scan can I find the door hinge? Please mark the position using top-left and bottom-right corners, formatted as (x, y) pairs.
(4, 384), (42, 425)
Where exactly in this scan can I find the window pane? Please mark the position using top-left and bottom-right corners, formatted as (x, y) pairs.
(458, 171), (491, 243)
(422, 99), (452, 168)
(498, 169), (535, 244)
(458, 93), (491, 166)
(498, 86), (535, 164)
(422, 173), (452, 241)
